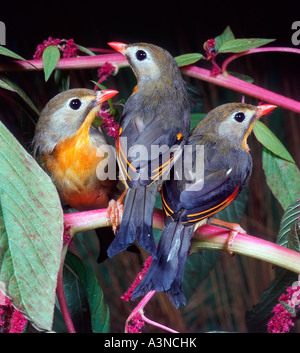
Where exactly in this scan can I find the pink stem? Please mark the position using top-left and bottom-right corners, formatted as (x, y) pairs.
(56, 265), (76, 333)
(63, 208), (300, 273)
(0, 53), (127, 71)
(125, 290), (156, 333)
(64, 208), (109, 234)
(181, 65), (300, 113)
(141, 313), (179, 333)
(192, 224), (300, 273)
(1, 50), (300, 113)
(221, 47), (300, 74)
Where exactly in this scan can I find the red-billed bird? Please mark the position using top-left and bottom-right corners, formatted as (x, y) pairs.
(107, 42), (190, 258)
(32, 88), (121, 261)
(132, 102), (276, 307)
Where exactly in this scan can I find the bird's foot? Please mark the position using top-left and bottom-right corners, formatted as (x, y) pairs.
(211, 218), (246, 255)
(106, 198), (124, 234)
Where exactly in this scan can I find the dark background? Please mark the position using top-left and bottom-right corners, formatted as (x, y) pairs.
(3, 1), (300, 56)
(1, 0), (300, 333)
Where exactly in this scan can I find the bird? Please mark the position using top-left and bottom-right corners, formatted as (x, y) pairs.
(132, 102), (277, 307)
(106, 42), (191, 258)
(32, 88), (121, 261)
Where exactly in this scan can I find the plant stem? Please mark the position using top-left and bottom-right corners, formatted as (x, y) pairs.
(141, 312), (179, 333)
(64, 209), (109, 236)
(64, 208), (300, 274)
(56, 258), (76, 333)
(191, 224), (300, 273)
(125, 290), (156, 333)
(0, 53), (128, 72)
(180, 65), (300, 113)
(1, 49), (300, 112)
(221, 47), (300, 74)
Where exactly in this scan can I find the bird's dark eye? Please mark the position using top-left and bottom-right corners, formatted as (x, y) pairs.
(69, 98), (81, 110)
(136, 50), (147, 61)
(234, 112), (245, 123)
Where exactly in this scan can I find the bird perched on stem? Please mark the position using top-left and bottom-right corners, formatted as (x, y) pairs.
(132, 102), (276, 307)
(32, 88), (120, 261)
(106, 42), (191, 258)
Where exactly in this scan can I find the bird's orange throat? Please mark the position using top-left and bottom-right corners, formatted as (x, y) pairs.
(46, 131), (99, 177)
(43, 108), (103, 191)
(242, 121), (256, 152)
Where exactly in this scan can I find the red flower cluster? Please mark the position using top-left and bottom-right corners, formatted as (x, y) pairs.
(204, 38), (221, 76)
(121, 256), (153, 302)
(127, 312), (146, 333)
(33, 37), (78, 60)
(62, 39), (78, 58)
(33, 37), (61, 60)
(63, 222), (73, 247)
(205, 38), (217, 60)
(267, 285), (300, 333)
(97, 62), (116, 85)
(0, 296), (27, 333)
(98, 107), (120, 141)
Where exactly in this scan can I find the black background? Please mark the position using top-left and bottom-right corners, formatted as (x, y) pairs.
(2, 0), (300, 57)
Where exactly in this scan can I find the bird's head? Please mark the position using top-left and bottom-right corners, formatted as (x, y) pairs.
(193, 103), (277, 151)
(33, 88), (118, 155)
(108, 42), (181, 86)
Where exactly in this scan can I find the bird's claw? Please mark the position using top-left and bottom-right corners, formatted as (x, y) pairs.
(226, 224), (246, 255)
(106, 199), (124, 234)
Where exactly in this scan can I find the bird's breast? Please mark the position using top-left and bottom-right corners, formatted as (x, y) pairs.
(43, 131), (104, 192)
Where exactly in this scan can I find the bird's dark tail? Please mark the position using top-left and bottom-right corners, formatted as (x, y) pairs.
(131, 220), (194, 308)
(107, 184), (157, 258)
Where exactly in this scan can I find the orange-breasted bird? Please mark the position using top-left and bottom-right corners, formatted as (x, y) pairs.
(106, 42), (191, 258)
(32, 88), (120, 261)
(132, 102), (276, 307)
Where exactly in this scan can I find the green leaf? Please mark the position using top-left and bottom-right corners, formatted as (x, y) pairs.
(0, 121), (63, 330)
(279, 300), (296, 316)
(262, 148), (300, 210)
(190, 113), (206, 130)
(175, 53), (203, 67)
(42, 45), (60, 81)
(76, 44), (96, 56)
(254, 121), (294, 163)
(91, 80), (107, 91)
(65, 252), (110, 333)
(277, 199), (300, 249)
(0, 78), (17, 92)
(0, 45), (36, 68)
(60, 256), (93, 333)
(287, 219), (300, 252)
(218, 38), (275, 53)
(215, 26), (235, 51)
(0, 75), (40, 116)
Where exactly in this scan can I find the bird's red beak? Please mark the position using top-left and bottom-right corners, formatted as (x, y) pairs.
(256, 104), (277, 118)
(108, 42), (127, 55)
(96, 89), (119, 103)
